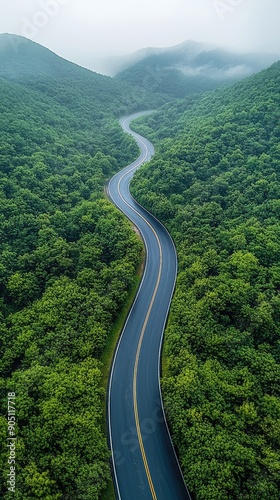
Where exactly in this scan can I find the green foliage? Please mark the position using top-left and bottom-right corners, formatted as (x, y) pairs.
(0, 46), (143, 498)
(115, 42), (276, 100)
(116, 58), (229, 99)
(131, 62), (280, 498)
(6, 359), (110, 500)
(0, 34), (164, 113)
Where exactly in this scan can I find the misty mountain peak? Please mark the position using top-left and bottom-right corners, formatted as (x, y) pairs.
(114, 40), (279, 98)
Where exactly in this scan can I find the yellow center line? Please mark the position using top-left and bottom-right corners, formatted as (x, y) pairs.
(113, 135), (162, 500)
(133, 228), (162, 500)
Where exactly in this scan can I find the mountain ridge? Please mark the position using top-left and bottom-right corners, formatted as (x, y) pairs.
(114, 39), (279, 74)
(130, 59), (280, 500)
(0, 33), (165, 114)
(114, 39), (279, 98)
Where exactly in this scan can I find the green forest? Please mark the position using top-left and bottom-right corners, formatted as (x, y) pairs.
(114, 42), (276, 100)
(1, 32), (280, 500)
(130, 62), (280, 499)
(0, 44), (148, 498)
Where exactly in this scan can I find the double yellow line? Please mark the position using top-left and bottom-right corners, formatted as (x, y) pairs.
(115, 132), (162, 499)
(132, 224), (162, 500)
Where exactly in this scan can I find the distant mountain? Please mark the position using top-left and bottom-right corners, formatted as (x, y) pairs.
(0, 34), (163, 115)
(114, 40), (279, 98)
(129, 59), (280, 500)
(0, 33), (152, 500)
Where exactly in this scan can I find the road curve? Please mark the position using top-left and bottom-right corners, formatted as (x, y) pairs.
(107, 112), (191, 500)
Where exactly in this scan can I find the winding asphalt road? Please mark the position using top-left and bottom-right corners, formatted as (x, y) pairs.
(108, 112), (191, 500)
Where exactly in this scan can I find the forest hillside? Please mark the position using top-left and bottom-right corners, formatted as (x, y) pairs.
(0, 33), (165, 113)
(115, 39), (278, 98)
(131, 62), (280, 499)
(1, 32), (279, 499)
(0, 38), (147, 499)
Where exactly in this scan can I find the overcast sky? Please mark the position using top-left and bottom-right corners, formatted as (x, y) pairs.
(1, 0), (280, 74)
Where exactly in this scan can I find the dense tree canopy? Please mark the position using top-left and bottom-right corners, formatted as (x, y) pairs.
(131, 62), (280, 499)
(0, 62), (143, 498)
(0, 34), (165, 114)
(1, 33), (279, 499)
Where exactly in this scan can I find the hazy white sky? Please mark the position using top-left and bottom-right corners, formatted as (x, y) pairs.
(1, 0), (280, 73)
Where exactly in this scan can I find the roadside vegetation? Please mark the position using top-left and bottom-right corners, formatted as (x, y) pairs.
(0, 70), (144, 499)
(131, 62), (280, 499)
(1, 33), (279, 499)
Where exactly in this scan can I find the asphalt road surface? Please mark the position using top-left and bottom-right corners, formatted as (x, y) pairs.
(108, 112), (191, 500)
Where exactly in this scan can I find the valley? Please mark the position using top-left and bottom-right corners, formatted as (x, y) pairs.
(0, 33), (279, 500)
